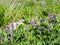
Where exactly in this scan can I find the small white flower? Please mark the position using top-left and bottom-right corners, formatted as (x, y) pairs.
(49, 23), (54, 30)
(3, 19), (24, 31)
(41, 0), (46, 6)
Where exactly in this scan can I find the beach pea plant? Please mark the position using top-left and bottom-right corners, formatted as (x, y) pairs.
(0, 14), (60, 45)
(0, 0), (60, 45)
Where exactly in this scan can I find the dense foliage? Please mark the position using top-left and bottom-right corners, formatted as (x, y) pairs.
(0, 0), (60, 45)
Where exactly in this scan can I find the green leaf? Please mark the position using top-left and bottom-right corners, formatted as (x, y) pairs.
(0, 28), (3, 34)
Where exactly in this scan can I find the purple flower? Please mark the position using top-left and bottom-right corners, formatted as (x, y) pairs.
(7, 26), (11, 30)
(6, 25), (11, 33)
(1, 36), (5, 41)
(11, 22), (16, 30)
(48, 14), (56, 19)
(31, 20), (36, 26)
(11, 23), (14, 28)
(16, 22), (19, 26)
(48, 14), (51, 16)
(11, 22), (17, 30)
(38, 25), (40, 29)
(42, 18), (46, 22)
(49, 15), (54, 19)
(10, 33), (13, 38)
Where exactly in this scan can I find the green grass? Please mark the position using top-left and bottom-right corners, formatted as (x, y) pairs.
(0, 0), (60, 27)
